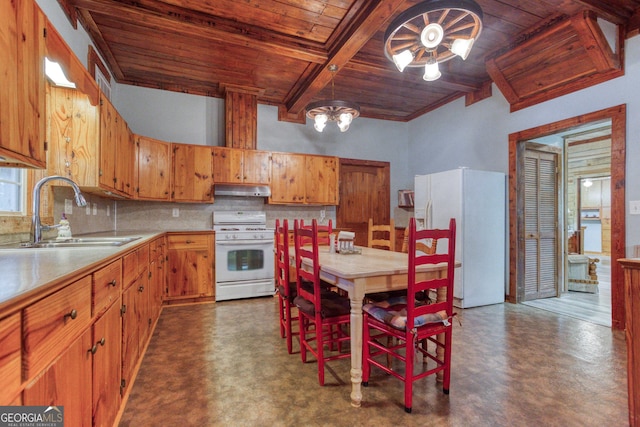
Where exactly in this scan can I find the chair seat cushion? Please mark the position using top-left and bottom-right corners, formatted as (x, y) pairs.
(363, 296), (447, 330)
(277, 281), (297, 301)
(294, 292), (350, 318)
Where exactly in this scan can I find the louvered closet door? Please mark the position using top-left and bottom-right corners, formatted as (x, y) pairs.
(524, 149), (559, 300)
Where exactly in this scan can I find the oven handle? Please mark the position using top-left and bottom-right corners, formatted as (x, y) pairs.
(215, 239), (274, 246)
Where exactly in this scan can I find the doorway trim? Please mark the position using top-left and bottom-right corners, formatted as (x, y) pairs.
(508, 104), (626, 329)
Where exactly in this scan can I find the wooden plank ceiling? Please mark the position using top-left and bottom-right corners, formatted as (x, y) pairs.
(61, 0), (640, 122)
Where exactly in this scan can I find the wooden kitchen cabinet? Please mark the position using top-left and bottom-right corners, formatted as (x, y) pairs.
(269, 152), (339, 205)
(136, 135), (171, 200)
(305, 155), (339, 205)
(172, 143), (214, 202)
(23, 329), (93, 427)
(47, 86), (100, 183)
(212, 146), (271, 184)
(0, 313), (22, 405)
(0, 0), (46, 168)
(92, 298), (122, 427)
(99, 94), (135, 198)
(166, 232), (215, 303)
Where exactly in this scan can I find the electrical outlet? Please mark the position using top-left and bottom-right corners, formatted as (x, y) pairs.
(172, 208), (179, 218)
(320, 208), (326, 221)
(93, 203), (98, 215)
(86, 204), (91, 215)
(106, 206), (110, 217)
(631, 200), (640, 215)
(64, 199), (73, 215)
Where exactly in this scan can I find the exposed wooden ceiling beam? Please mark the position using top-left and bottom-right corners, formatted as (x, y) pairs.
(284, 0), (409, 115)
(573, 0), (637, 24)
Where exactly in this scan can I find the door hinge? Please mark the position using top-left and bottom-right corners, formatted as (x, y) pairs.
(121, 304), (127, 315)
(43, 28), (47, 38)
(44, 141), (48, 151)
(120, 379), (126, 396)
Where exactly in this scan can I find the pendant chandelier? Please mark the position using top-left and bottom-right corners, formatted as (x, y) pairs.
(384, 0), (483, 81)
(306, 64), (360, 133)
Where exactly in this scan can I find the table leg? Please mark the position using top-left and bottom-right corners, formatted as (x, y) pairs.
(348, 281), (365, 407)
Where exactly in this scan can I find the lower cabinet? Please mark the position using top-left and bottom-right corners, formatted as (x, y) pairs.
(0, 312), (21, 405)
(14, 238), (165, 426)
(92, 300), (122, 427)
(23, 329), (93, 426)
(166, 232), (215, 303)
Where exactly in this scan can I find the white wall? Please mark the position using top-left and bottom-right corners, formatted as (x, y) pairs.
(408, 36), (640, 255)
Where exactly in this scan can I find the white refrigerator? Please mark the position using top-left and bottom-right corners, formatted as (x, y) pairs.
(414, 168), (506, 308)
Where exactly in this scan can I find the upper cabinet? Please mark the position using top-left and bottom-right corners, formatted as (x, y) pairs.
(172, 143), (213, 202)
(0, 0), (46, 168)
(212, 147), (270, 185)
(100, 95), (135, 198)
(135, 135), (171, 201)
(270, 152), (339, 205)
(47, 86), (100, 183)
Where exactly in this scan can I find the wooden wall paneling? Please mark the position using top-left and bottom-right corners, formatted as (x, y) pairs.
(225, 90), (257, 150)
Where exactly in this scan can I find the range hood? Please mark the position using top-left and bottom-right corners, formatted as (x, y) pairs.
(214, 183), (271, 197)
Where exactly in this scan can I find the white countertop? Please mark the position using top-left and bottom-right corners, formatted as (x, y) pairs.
(0, 231), (166, 312)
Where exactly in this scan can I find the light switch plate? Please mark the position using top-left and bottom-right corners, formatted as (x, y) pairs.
(631, 200), (640, 215)
(93, 203), (98, 215)
(172, 208), (179, 217)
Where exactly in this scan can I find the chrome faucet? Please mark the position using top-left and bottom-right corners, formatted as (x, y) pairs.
(32, 176), (87, 244)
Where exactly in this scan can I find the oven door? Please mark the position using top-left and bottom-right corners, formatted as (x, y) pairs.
(215, 238), (274, 284)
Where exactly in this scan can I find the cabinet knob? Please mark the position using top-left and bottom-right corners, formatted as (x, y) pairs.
(89, 345), (98, 354)
(109, 279), (117, 287)
(138, 285), (145, 292)
(64, 309), (78, 320)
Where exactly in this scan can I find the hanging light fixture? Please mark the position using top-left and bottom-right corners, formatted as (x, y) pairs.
(306, 64), (360, 133)
(384, 0), (483, 81)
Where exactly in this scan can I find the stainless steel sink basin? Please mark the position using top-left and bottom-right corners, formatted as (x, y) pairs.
(17, 236), (141, 248)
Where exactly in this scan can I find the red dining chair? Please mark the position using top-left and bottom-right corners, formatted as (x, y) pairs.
(298, 219), (333, 246)
(293, 219), (351, 385)
(362, 217), (456, 413)
(275, 219), (298, 354)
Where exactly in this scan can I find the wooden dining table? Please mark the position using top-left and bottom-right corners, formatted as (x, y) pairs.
(294, 245), (457, 407)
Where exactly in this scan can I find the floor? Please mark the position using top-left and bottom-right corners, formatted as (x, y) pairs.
(119, 296), (628, 427)
(523, 256), (611, 327)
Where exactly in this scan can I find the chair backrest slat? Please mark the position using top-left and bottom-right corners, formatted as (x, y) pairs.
(275, 219), (291, 296)
(406, 217), (456, 329)
(368, 218), (395, 251)
(294, 219), (322, 312)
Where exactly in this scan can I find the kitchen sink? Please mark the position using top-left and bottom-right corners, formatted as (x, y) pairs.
(16, 236), (141, 249)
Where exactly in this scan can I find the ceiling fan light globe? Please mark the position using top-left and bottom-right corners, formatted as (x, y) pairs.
(451, 38), (475, 60)
(392, 49), (414, 72)
(423, 61), (441, 81)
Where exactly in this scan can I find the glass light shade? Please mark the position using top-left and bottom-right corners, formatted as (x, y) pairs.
(450, 38), (475, 60)
(392, 49), (414, 72)
(583, 179), (593, 188)
(420, 23), (444, 49)
(423, 60), (441, 81)
(313, 113), (328, 132)
(45, 58), (76, 88)
(338, 113), (353, 132)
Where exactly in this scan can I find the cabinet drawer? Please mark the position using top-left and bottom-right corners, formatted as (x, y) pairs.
(93, 259), (122, 317)
(23, 276), (92, 379)
(168, 234), (212, 250)
(0, 312), (21, 404)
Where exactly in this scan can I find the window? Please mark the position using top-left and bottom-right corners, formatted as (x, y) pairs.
(0, 168), (26, 214)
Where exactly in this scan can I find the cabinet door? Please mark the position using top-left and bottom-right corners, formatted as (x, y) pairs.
(0, 313), (21, 404)
(270, 152), (306, 204)
(212, 146), (243, 183)
(167, 234), (214, 299)
(136, 266), (151, 349)
(172, 144), (213, 202)
(0, 0), (46, 168)
(92, 300), (122, 427)
(99, 95), (117, 191)
(136, 135), (171, 200)
(306, 155), (339, 205)
(120, 284), (139, 397)
(48, 87), (100, 186)
(23, 329), (93, 427)
(116, 121), (135, 196)
(243, 149), (271, 184)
